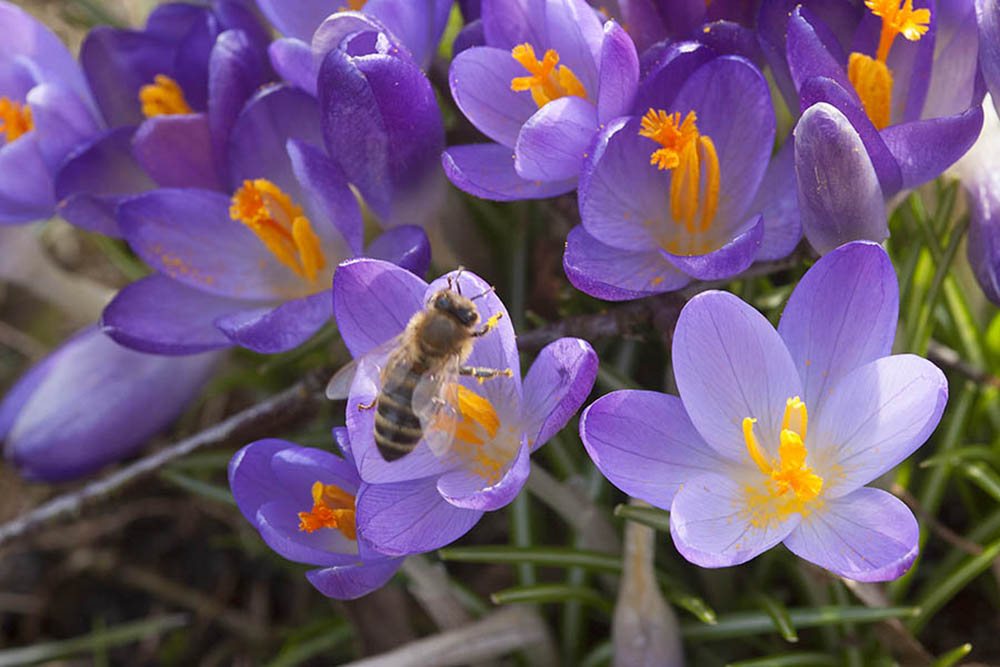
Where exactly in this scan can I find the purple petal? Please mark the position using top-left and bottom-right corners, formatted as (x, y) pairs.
(454, 19), (486, 55)
(662, 214), (763, 280)
(3, 327), (217, 482)
(269, 38), (318, 96)
(747, 136), (801, 261)
(102, 274), (248, 354)
(514, 96), (598, 181)
(228, 438), (293, 520)
(255, 0), (336, 41)
(966, 170), (1000, 305)
(672, 291), (802, 463)
(481, 0), (546, 50)
(437, 439), (530, 511)
(778, 241), (898, 415)
(699, 20), (761, 63)
(365, 225), (432, 276)
(521, 337), (597, 448)
(442, 143), (577, 201)
(364, 0), (444, 67)
(596, 21), (638, 124)
(979, 0), (1000, 111)
(133, 113), (222, 189)
(120, 188), (312, 299)
(794, 102), (888, 255)
(784, 487), (918, 582)
(924, 2), (980, 118)
(215, 290), (332, 353)
(634, 41), (715, 118)
(55, 127), (155, 237)
(287, 138), (362, 256)
(0, 133), (53, 223)
(23, 83), (100, 172)
(619, 0), (668, 54)
(814, 354), (948, 497)
(785, 7), (855, 99)
(563, 225), (690, 301)
(356, 477), (483, 555)
(881, 106), (985, 190)
(581, 390), (731, 509)
(306, 559), (402, 599)
(541, 0), (604, 95)
(332, 258), (427, 357)
(670, 472), (800, 568)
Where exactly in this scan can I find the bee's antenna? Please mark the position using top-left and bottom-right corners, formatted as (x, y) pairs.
(470, 285), (496, 301)
(452, 266), (466, 295)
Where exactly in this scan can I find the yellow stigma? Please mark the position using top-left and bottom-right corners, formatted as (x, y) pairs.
(510, 43), (587, 108)
(139, 74), (193, 118)
(229, 179), (327, 282)
(432, 384), (512, 484)
(638, 109), (720, 235)
(740, 397), (824, 528)
(0, 97), (33, 144)
(297, 481), (357, 539)
(847, 0), (930, 129)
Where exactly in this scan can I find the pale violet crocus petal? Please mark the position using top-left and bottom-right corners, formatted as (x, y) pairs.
(520, 337), (598, 449)
(596, 20), (638, 124)
(436, 438), (530, 511)
(356, 477), (483, 555)
(306, 559), (403, 600)
(778, 241), (899, 416)
(672, 291), (802, 463)
(881, 106), (985, 190)
(514, 96), (598, 182)
(979, 0), (1000, 113)
(132, 113), (222, 190)
(661, 215), (764, 281)
(670, 472), (801, 568)
(794, 102), (888, 255)
(581, 390), (733, 509)
(214, 291), (333, 354)
(813, 354), (948, 497)
(748, 136), (802, 261)
(443, 143), (578, 201)
(783, 487), (919, 582)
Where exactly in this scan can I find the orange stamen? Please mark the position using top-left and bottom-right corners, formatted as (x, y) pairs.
(0, 97), (33, 144)
(510, 43), (587, 108)
(139, 74), (192, 118)
(297, 481), (357, 539)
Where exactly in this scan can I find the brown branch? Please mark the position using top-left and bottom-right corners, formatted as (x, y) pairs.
(891, 483), (983, 556)
(926, 340), (1000, 389)
(0, 371), (328, 548)
(516, 249), (808, 351)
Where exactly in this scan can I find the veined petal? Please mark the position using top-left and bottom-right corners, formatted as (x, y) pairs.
(521, 337), (597, 449)
(306, 559), (403, 600)
(0, 132), (53, 223)
(670, 472), (801, 568)
(748, 136), (802, 261)
(443, 143), (577, 201)
(581, 391), (732, 509)
(881, 106), (985, 190)
(255, 0), (339, 42)
(979, 0), (1000, 113)
(269, 38), (317, 96)
(597, 20), (638, 124)
(794, 102), (888, 255)
(812, 355), (948, 497)
(784, 487), (919, 581)
(672, 290), (802, 463)
(23, 83), (100, 172)
(437, 438), (530, 511)
(514, 96), (598, 182)
(365, 225), (432, 276)
(215, 290), (332, 354)
(662, 215), (763, 281)
(786, 7), (856, 100)
(778, 241), (898, 416)
(133, 113), (222, 190)
(449, 46), (538, 148)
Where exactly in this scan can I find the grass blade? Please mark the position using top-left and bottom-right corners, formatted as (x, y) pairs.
(614, 503), (671, 532)
(908, 535), (1000, 634)
(682, 606), (918, 641)
(491, 584), (613, 614)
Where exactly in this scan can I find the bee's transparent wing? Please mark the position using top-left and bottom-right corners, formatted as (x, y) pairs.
(325, 335), (402, 400)
(412, 357), (462, 458)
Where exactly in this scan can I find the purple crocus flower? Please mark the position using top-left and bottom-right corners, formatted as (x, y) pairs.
(229, 430), (404, 599)
(329, 259), (598, 554)
(0, 1), (102, 223)
(56, 1), (272, 236)
(101, 84), (430, 355)
(443, 0), (641, 201)
(615, 0), (758, 54)
(763, 1), (984, 253)
(1, 327), (218, 482)
(563, 49), (797, 300)
(581, 241), (948, 581)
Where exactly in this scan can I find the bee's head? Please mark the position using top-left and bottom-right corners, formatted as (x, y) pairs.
(430, 289), (480, 328)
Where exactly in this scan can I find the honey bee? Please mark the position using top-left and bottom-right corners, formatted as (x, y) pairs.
(326, 271), (513, 462)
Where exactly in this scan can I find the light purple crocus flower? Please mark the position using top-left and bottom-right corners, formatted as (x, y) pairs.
(329, 259), (597, 553)
(564, 48), (798, 301)
(1, 327), (218, 482)
(581, 241), (949, 581)
(229, 430), (404, 599)
(763, 1), (984, 253)
(0, 1), (102, 223)
(57, 2), (273, 236)
(443, 0), (641, 201)
(101, 84), (430, 356)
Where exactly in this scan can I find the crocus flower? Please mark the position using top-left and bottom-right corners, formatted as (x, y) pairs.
(443, 0), (641, 200)
(581, 241), (948, 581)
(56, 1), (273, 236)
(0, 1), (102, 223)
(101, 84), (430, 355)
(614, 0), (758, 54)
(979, 0), (1000, 114)
(229, 430), (404, 599)
(762, 1), (984, 253)
(329, 259), (597, 553)
(261, 0), (452, 73)
(1, 327), (218, 482)
(563, 48), (797, 300)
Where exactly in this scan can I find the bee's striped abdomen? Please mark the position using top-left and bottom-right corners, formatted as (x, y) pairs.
(374, 359), (427, 461)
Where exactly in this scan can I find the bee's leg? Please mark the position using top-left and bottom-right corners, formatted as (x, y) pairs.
(358, 398), (377, 410)
(460, 366), (514, 384)
(472, 311), (504, 337)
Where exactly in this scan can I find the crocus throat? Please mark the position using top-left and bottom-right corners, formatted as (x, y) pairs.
(0, 97), (33, 144)
(638, 109), (720, 238)
(297, 481), (357, 539)
(139, 74), (193, 118)
(436, 384), (518, 485)
(847, 0), (930, 129)
(510, 43), (587, 108)
(740, 397), (824, 528)
(229, 179), (327, 283)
